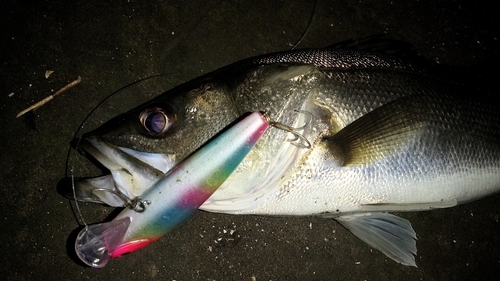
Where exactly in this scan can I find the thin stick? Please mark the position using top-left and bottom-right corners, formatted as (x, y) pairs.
(16, 76), (82, 118)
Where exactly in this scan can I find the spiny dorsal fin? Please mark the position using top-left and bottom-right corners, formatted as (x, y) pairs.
(325, 35), (417, 58)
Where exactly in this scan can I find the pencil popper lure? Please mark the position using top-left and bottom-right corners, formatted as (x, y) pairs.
(74, 111), (270, 268)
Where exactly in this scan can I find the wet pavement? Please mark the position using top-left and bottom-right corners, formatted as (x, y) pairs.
(1, 0), (500, 280)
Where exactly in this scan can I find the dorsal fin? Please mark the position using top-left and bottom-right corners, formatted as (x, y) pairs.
(325, 35), (419, 59)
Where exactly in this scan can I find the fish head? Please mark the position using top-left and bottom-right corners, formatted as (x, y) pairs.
(70, 63), (324, 208)
(83, 77), (241, 161)
(72, 73), (241, 205)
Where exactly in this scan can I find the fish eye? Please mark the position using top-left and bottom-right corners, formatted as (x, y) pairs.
(139, 107), (174, 136)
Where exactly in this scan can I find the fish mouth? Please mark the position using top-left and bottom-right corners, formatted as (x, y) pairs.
(62, 136), (176, 207)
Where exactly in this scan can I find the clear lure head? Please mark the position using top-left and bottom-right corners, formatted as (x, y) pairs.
(75, 217), (131, 268)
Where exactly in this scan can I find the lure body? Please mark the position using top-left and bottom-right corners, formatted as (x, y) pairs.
(75, 112), (269, 267)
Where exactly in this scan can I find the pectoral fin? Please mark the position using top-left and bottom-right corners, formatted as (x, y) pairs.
(324, 95), (427, 166)
(335, 212), (417, 266)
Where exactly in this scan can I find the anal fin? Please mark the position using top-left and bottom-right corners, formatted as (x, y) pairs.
(335, 212), (417, 266)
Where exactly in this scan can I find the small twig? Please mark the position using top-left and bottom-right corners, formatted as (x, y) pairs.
(16, 76), (82, 118)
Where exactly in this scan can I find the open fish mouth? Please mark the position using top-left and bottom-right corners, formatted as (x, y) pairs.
(63, 136), (176, 207)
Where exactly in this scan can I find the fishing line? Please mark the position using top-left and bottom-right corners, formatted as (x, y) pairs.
(65, 74), (164, 226)
(69, 123), (89, 227)
(290, 0), (318, 50)
(69, 167), (86, 226)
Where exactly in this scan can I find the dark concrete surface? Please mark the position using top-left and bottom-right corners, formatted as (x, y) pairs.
(1, 0), (500, 280)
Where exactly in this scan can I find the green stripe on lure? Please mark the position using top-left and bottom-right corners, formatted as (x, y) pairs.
(74, 112), (270, 268)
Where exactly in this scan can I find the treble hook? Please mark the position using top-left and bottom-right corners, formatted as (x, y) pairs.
(129, 198), (151, 212)
(91, 187), (151, 212)
(291, 110), (313, 130)
(267, 110), (312, 149)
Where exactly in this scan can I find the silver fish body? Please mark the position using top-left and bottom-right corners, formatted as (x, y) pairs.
(71, 38), (500, 266)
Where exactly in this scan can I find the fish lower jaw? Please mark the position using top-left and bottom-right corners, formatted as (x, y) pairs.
(72, 137), (175, 207)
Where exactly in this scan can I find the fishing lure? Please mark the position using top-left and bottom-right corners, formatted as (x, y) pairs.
(74, 111), (270, 268)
